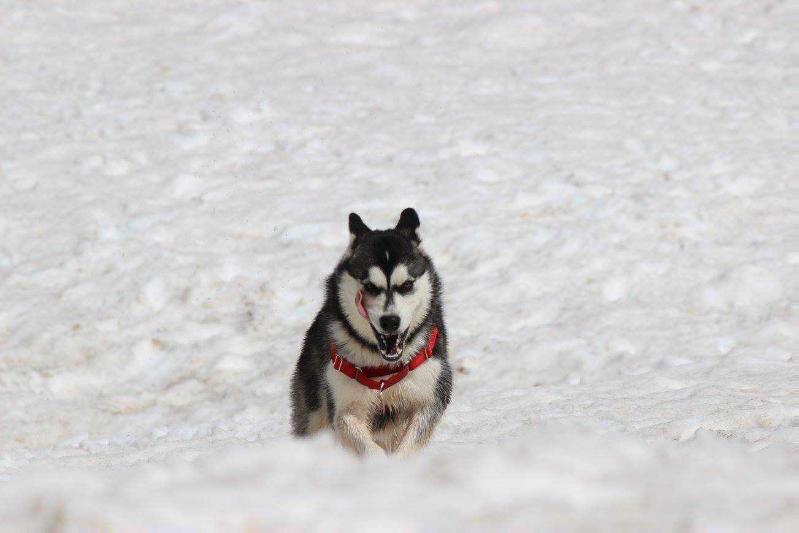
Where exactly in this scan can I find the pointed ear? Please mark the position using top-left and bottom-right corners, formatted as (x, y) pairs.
(348, 212), (370, 240)
(395, 207), (421, 243)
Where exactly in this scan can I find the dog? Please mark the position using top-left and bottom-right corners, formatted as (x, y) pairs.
(290, 208), (452, 456)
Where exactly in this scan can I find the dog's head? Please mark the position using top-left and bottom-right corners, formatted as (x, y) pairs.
(337, 208), (433, 362)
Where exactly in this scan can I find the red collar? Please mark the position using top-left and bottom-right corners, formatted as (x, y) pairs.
(331, 327), (439, 392)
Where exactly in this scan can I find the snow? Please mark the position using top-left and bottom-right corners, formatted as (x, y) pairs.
(0, 0), (797, 530)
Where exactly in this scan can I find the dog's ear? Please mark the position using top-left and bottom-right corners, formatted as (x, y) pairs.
(348, 212), (371, 241)
(395, 207), (421, 243)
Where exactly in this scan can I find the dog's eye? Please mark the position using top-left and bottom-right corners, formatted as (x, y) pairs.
(396, 280), (414, 294)
(362, 281), (380, 295)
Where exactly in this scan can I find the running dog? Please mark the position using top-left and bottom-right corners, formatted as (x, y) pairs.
(290, 208), (452, 456)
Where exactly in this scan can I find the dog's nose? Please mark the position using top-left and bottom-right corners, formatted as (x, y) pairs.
(379, 314), (400, 333)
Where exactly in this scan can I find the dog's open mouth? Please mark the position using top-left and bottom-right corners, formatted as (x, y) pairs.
(372, 327), (409, 362)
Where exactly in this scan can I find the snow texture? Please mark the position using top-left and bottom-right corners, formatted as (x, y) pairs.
(1, 0), (797, 530)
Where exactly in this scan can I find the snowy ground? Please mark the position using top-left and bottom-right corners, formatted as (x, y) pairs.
(1, 0), (797, 530)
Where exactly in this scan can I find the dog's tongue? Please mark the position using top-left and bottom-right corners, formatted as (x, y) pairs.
(355, 290), (368, 319)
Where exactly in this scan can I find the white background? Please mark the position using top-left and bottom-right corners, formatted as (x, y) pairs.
(0, 0), (797, 530)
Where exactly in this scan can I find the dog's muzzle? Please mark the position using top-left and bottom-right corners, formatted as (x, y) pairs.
(371, 325), (409, 362)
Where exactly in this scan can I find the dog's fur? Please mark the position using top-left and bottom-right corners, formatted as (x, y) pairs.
(290, 208), (452, 456)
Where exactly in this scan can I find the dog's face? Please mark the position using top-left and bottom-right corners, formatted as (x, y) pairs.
(337, 208), (433, 362)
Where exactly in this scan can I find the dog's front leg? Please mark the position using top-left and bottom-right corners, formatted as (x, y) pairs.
(334, 409), (384, 457)
(394, 403), (442, 456)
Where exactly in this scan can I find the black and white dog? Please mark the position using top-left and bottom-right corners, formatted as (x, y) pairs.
(290, 208), (452, 456)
